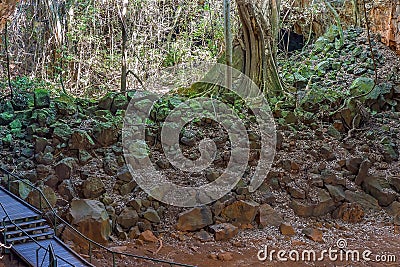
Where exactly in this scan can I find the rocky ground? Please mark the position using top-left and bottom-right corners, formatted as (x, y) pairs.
(1, 27), (400, 266)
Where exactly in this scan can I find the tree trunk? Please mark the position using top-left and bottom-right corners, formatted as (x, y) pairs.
(234, 0), (283, 95)
(0, 0), (19, 33)
(120, 0), (128, 93)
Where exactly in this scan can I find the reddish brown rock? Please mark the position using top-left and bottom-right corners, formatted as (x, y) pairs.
(221, 200), (259, 225)
(279, 223), (295, 236)
(176, 206), (213, 231)
(257, 204), (283, 227)
(332, 203), (364, 223)
(217, 252), (233, 261)
(209, 223), (239, 241)
(139, 230), (158, 243)
(67, 199), (111, 245)
(362, 176), (397, 207)
(302, 228), (323, 242)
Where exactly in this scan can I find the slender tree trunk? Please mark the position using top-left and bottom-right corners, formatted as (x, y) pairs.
(235, 0), (283, 95)
(224, 0), (233, 90)
(352, 0), (361, 27)
(120, 0), (128, 93)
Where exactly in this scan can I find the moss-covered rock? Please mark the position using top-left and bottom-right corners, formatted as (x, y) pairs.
(98, 92), (117, 110)
(111, 94), (128, 114)
(93, 121), (119, 146)
(2, 133), (12, 146)
(34, 89), (51, 109)
(54, 94), (77, 115)
(10, 119), (22, 130)
(0, 112), (14, 125)
(52, 122), (73, 142)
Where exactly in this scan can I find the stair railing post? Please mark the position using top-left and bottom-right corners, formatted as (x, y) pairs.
(54, 214), (57, 233)
(112, 252), (116, 267)
(7, 174), (10, 191)
(39, 190), (42, 211)
(2, 218), (6, 249)
(88, 242), (92, 263)
(36, 247), (40, 267)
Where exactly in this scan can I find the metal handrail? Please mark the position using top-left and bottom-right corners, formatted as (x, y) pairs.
(0, 166), (196, 267)
(0, 202), (75, 266)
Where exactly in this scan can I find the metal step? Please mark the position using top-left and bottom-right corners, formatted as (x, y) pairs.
(6, 230), (54, 243)
(0, 218), (47, 230)
(5, 225), (51, 237)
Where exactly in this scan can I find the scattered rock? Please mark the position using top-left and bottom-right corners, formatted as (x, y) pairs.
(302, 228), (323, 242)
(93, 121), (119, 146)
(111, 94), (128, 114)
(58, 180), (76, 201)
(287, 183), (306, 199)
(128, 226), (141, 239)
(117, 167), (133, 182)
(257, 204), (283, 227)
(355, 159), (371, 185)
(362, 176), (397, 206)
(217, 252), (233, 261)
(138, 230), (158, 243)
(221, 200), (259, 225)
(143, 208), (161, 223)
(26, 186), (57, 208)
(209, 223), (239, 241)
(344, 190), (380, 210)
(34, 89), (50, 109)
(279, 223), (295, 236)
(54, 157), (76, 180)
(345, 157), (363, 174)
(290, 189), (336, 217)
(325, 185), (345, 202)
(332, 203), (364, 223)
(386, 201), (400, 216)
(320, 145), (335, 160)
(176, 206), (213, 231)
(117, 207), (139, 230)
(69, 130), (95, 150)
(82, 177), (106, 199)
(194, 229), (213, 242)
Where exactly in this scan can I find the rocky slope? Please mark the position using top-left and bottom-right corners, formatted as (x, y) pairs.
(1, 27), (400, 266)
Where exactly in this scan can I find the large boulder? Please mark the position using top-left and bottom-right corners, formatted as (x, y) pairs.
(68, 199), (111, 244)
(176, 206), (213, 231)
(26, 186), (57, 209)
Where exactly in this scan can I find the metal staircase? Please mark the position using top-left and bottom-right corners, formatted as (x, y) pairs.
(0, 166), (195, 267)
(0, 186), (91, 267)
